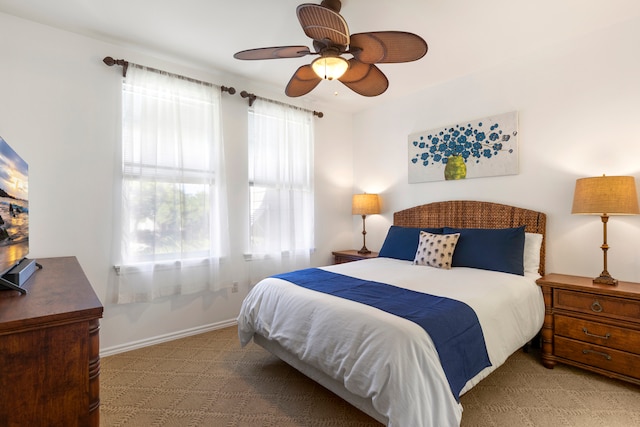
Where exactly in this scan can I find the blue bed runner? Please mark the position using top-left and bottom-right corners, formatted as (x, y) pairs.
(273, 268), (491, 401)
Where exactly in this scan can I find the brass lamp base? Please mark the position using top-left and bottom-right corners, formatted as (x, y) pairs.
(357, 214), (371, 255)
(592, 214), (618, 286)
(593, 274), (618, 286)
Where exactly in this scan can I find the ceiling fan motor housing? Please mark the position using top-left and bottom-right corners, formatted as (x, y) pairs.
(320, 0), (342, 12)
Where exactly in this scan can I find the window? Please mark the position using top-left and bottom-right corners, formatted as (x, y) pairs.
(116, 64), (230, 302)
(247, 99), (314, 278)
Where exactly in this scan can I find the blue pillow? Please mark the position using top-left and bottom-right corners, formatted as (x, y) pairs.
(443, 226), (526, 275)
(379, 226), (443, 261)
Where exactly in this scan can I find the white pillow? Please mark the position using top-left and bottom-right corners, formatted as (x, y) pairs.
(524, 232), (543, 274)
(413, 231), (460, 269)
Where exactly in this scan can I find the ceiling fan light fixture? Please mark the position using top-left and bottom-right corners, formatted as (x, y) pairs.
(311, 55), (349, 80)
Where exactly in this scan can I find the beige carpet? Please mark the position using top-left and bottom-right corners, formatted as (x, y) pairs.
(100, 326), (640, 426)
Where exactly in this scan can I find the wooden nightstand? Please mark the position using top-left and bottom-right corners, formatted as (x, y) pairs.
(536, 273), (640, 385)
(332, 250), (379, 264)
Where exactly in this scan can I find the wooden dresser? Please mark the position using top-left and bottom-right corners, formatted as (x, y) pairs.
(536, 273), (640, 385)
(332, 250), (379, 264)
(0, 256), (103, 426)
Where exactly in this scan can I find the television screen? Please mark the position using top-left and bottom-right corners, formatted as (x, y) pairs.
(0, 136), (28, 276)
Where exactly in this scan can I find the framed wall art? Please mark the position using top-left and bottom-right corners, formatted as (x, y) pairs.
(408, 111), (518, 183)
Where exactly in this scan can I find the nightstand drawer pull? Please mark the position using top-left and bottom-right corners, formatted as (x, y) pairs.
(590, 300), (603, 313)
(582, 349), (612, 360)
(582, 327), (610, 340)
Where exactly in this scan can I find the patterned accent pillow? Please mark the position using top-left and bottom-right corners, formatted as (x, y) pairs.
(413, 231), (460, 269)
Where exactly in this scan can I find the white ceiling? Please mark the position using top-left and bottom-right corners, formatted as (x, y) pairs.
(2, 0), (640, 113)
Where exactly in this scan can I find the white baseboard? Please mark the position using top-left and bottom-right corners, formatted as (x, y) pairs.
(100, 319), (238, 358)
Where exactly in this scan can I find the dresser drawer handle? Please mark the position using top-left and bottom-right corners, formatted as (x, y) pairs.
(582, 349), (612, 360)
(582, 327), (610, 340)
(590, 300), (603, 313)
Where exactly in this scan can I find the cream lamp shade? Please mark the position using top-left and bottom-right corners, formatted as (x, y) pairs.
(571, 175), (639, 285)
(352, 193), (380, 254)
(572, 175), (640, 215)
(352, 193), (380, 216)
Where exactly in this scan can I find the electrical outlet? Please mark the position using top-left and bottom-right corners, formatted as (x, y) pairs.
(231, 282), (239, 293)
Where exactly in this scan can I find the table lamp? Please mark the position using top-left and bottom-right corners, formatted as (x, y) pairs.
(352, 193), (380, 254)
(572, 175), (639, 285)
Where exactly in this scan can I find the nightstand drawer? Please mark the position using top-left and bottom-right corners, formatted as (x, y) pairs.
(554, 315), (640, 354)
(555, 289), (640, 323)
(555, 336), (640, 380)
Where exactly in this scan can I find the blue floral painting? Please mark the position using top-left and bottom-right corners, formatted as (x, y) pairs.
(408, 111), (518, 183)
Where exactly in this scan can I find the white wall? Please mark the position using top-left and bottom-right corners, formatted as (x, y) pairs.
(0, 12), (355, 352)
(353, 16), (640, 282)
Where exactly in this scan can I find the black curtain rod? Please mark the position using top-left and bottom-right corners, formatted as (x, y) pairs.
(240, 90), (323, 118)
(102, 56), (236, 95)
(103, 56), (321, 117)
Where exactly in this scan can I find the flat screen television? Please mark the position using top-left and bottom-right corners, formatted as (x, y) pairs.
(0, 136), (29, 277)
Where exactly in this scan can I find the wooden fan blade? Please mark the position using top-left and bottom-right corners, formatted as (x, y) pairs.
(234, 46), (311, 60)
(285, 65), (322, 97)
(350, 31), (428, 64)
(338, 59), (388, 97)
(297, 3), (349, 47)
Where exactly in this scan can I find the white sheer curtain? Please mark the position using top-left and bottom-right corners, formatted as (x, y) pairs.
(116, 64), (231, 303)
(248, 99), (314, 283)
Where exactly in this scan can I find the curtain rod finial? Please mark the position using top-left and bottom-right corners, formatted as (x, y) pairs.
(221, 86), (236, 95)
(240, 90), (256, 106)
(103, 56), (129, 77)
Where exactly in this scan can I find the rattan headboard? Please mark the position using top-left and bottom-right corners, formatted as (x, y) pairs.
(393, 200), (546, 276)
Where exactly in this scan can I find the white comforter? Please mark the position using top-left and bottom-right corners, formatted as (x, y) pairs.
(237, 257), (545, 426)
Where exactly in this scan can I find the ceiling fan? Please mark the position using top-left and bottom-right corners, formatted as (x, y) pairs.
(233, 0), (428, 97)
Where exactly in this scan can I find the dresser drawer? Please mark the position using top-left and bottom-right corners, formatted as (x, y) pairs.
(554, 315), (640, 354)
(554, 289), (640, 323)
(554, 336), (640, 380)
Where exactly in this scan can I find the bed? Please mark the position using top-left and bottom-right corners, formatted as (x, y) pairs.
(238, 200), (547, 426)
